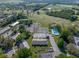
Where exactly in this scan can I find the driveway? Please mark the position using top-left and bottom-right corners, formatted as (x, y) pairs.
(48, 34), (61, 57)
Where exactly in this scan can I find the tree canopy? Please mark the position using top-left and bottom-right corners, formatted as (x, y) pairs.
(0, 36), (14, 50)
(15, 48), (32, 58)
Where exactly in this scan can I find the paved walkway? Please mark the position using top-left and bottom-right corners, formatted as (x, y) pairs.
(48, 34), (61, 57)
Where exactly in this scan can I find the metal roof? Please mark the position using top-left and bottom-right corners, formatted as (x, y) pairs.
(33, 33), (47, 39)
(0, 26), (10, 35)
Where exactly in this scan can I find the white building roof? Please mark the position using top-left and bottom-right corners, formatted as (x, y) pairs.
(21, 40), (30, 49)
(37, 27), (48, 34)
(32, 39), (48, 45)
(40, 53), (53, 58)
(74, 36), (79, 48)
(0, 27), (10, 35)
(33, 33), (47, 39)
(33, 39), (47, 41)
(10, 21), (19, 27)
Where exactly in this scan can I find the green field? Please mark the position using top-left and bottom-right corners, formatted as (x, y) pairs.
(28, 13), (72, 27)
(28, 4), (79, 29)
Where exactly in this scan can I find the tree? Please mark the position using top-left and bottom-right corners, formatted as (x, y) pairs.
(56, 53), (67, 58)
(68, 35), (74, 43)
(16, 32), (30, 42)
(56, 53), (77, 58)
(0, 48), (7, 58)
(46, 9), (75, 20)
(66, 43), (78, 55)
(58, 38), (64, 49)
(18, 24), (25, 33)
(60, 28), (72, 43)
(70, 15), (78, 21)
(17, 13), (27, 19)
(0, 36), (14, 50)
(15, 48), (32, 58)
(19, 20), (33, 27)
(56, 24), (62, 33)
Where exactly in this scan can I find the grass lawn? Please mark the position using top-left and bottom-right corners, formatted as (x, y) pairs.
(28, 13), (72, 27)
(54, 36), (60, 44)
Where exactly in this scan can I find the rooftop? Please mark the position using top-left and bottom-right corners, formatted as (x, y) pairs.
(74, 36), (79, 48)
(37, 27), (48, 34)
(20, 40), (30, 49)
(0, 26), (10, 35)
(10, 33), (20, 40)
(39, 53), (53, 58)
(33, 39), (47, 41)
(33, 33), (47, 39)
(10, 21), (19, 27)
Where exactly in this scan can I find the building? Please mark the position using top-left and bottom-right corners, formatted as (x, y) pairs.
(32, 33), (48, 45)
(37, 27), (48, 34)
(0, 26), (10, 35)
(39, 47), (54, 58)
(32, 39), (48, 46)
(39, 53), (53, 58)
(6, 46), (17, 58)
(26, 23), (40, 33)
(2, 30), (13, 38)
(19, 40), (30, 49)
(74, 36), (79, 49)
(10, 21), (19, 27)
(33, 33), (47, 39)
(32, 31), (48, 45)
(10, 33), (20, 40)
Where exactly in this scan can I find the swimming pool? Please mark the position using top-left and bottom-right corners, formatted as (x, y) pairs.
(51, 27), (59, 36)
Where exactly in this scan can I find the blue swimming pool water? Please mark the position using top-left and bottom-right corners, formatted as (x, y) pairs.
(51, 27), (59, 35)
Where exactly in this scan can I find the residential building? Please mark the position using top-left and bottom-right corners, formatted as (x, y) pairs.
(74, 36), (79, 49)
(32, 39), (48, 45)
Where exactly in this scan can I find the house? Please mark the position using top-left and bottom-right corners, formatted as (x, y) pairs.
(19, 40), (30, 49)
(33, 33), (47, 39)
(10, 21), (19, 27)
(74, 36), (79, 49)
(6, 49), (15, 57)
(32, 39), (48, 46)
(37, 27), (48, 34)
(39, 53), (53, 58)
(38, 47), (54, 58)
(2, 30), (13, 38)
(10, 33), (20, 40)
(26, 23), (40, 33)
(6, 46), (17, 58)
(0, 26), (10, 35)
(32, 33), (48, 45)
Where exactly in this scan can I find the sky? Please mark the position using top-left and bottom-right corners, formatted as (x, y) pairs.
(0, 0), (79, 3)
(0, 0), (23, 3)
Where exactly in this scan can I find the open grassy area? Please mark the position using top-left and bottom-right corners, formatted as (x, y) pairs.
(28, 9), (79, 30)
(28, 13), (72, 27)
